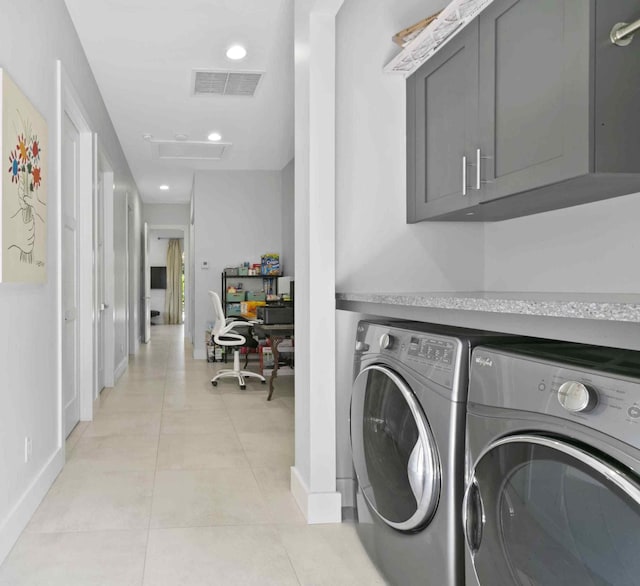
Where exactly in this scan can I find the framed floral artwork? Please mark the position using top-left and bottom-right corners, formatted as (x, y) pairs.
(1, 69), (48, 283)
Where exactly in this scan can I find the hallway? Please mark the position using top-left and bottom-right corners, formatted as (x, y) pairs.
(0, 327), (383, 585)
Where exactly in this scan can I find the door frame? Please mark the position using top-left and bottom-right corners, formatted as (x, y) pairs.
(127, 195), (139, 355)
(58, 61), (95, 435)
(147, 223), (189, 333)
(95, 147), (115, 392)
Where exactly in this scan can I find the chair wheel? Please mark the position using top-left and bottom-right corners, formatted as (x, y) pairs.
(240, 385), (246, 390)
(261, 380), (266, 384)
(211, 381), (218, 387)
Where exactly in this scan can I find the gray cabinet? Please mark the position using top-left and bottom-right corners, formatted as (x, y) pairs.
(407, 0), (640, 222)
(407, 20), (480, 221)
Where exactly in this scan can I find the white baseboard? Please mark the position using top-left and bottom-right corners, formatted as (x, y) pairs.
(290, 466), (342, 524)
(0, 447), (65, 564)
(114, 356), (128, 383)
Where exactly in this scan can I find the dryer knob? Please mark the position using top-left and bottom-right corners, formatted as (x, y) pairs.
(557, 381), (598, 413)
(380, 334), (394, 350)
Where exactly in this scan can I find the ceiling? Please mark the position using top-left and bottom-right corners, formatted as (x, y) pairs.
(64, 0), (294, 204)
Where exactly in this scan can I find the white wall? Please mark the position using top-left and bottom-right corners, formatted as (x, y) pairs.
(281, 159), (295, 277)
(335, 0), (484, 294)
(0, 0), (141, 563)
(330, 1), (640, 512)
(484, 191), (640, 292)
(331, 0), (484, 511)
(193, 170), (284, 358)
(143, 203), (190, 226)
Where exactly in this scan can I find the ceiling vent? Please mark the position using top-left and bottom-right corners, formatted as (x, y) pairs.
(149, 139), (231, 161)
(192, 70), (264, 97)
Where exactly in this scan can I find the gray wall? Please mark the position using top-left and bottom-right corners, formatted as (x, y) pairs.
(0, 0), (141, 562)
(281, 159), (295, 277)
(193, 170), (284, 358)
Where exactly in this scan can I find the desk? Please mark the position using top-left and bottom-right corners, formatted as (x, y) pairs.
(253, 323), (294, 401)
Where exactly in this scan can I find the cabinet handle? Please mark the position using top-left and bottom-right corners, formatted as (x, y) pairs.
(610, 19), (640, 46)
(478, 149), (494, 186)
(462, 155), (467, 196)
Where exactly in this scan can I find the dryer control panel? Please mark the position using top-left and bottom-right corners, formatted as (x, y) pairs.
(408, 336), (455, 366)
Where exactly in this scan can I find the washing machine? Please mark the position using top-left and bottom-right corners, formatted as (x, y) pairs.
(350, 320), (525, 586)
(464, 342), (640, 586)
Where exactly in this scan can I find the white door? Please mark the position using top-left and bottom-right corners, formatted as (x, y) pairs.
(96, 174), (106, 391)
(142, 222), (150, 343)
(62, 113), (80, 437)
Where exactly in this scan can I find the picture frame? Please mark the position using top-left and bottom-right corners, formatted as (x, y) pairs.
(1, 69), (48, 283)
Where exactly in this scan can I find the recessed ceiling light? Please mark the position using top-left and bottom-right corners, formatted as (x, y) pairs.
(160, 185), (170, 191)
(226, 44), (247, 60)
(208, 132), (222, 142)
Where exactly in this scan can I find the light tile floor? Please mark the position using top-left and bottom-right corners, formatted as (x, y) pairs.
(0, 325), (385, 586)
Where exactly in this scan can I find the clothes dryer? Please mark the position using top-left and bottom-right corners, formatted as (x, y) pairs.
(464, 343), (640, 586)
(350, 320), (524, 586)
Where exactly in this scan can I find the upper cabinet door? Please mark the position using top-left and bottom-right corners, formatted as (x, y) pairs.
(407, 20), (480, 223)
(477, 0), (591, 202)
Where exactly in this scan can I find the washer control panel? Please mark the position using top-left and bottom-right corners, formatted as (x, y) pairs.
(470, 346), (640, 450)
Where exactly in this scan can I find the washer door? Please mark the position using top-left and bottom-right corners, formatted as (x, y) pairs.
(464, 434), (640, 586)
(350, 364), (441, 532)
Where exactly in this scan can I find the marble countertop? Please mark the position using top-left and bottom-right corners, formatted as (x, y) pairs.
(335, 291), (640, 322)
(335, 292), (640, 350)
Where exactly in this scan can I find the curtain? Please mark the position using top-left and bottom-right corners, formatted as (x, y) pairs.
(165, 239), (183, 324)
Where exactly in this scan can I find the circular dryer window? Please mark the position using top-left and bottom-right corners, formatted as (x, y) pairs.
(350, 364), (441, 532)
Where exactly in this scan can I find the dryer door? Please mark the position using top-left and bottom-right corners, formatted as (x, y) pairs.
(464, 434), (640, 586)
(350, 364), (441, 532)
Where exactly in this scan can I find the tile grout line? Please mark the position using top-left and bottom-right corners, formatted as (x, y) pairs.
(139, 341), (170, 586)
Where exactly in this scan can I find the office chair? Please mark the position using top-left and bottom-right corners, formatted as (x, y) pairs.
(208, 291), (266, 390)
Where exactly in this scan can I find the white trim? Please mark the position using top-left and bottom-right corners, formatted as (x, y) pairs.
(126, 194), (140, 356)
(146, 223), (189, 332)
(293, 1), (343, 526)
(55, 62), (63, 452)
(60, 63), (96, 425)
(114, 355), (128, 383)
(291, 466), (342, 524)
(99, 164), (115, 388)
(125, 195), (131, 358)
(0, 448), (64, 564)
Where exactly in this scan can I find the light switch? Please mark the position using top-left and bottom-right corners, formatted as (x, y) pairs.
(201, 261), (209, 270)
